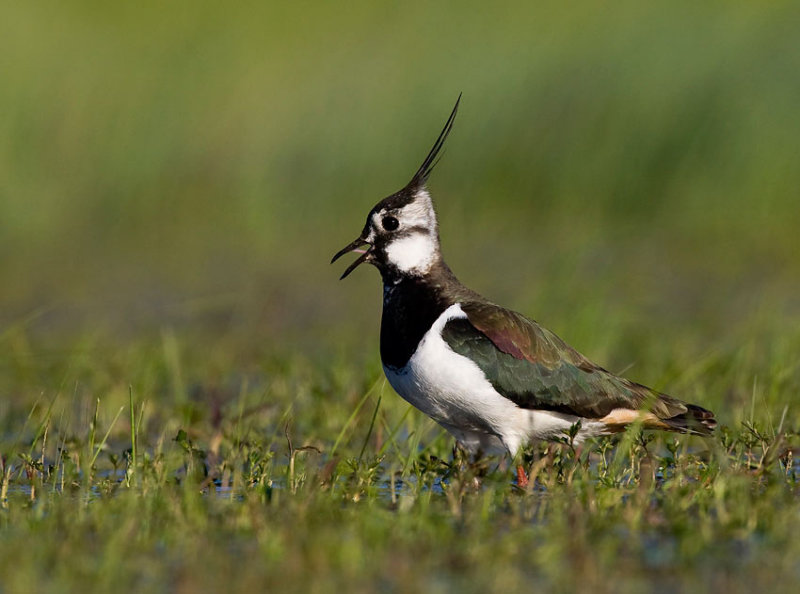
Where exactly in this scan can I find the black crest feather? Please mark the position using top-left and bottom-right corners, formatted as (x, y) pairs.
(407, 94), (461, 188)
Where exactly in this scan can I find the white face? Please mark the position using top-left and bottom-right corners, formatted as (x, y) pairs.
(371, 189), (440, 276)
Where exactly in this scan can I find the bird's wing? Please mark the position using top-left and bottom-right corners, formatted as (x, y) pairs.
(441, 301), (689, 421)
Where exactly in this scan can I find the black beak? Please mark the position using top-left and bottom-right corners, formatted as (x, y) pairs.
(331, 237), (372, 280)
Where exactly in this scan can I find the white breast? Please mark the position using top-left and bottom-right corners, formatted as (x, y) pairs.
(382, 304), (604, 455)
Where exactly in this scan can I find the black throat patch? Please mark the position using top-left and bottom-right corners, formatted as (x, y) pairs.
(379, 262), (478, 369)
(380, 278), (451, 369)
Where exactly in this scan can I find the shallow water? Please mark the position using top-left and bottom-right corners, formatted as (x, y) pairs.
(3, 444), (798, 509)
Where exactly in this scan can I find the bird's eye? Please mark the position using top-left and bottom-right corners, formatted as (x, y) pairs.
(382, 216), (399, 231)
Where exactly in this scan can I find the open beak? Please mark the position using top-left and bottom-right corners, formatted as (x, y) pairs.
(331, 237), (372, 280)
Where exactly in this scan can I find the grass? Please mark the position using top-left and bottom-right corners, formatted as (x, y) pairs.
(2, 2), (800, 593)
(0, 323), (798, 593)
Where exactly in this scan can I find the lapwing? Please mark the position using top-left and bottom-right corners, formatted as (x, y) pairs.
(332, 97), (716, 470)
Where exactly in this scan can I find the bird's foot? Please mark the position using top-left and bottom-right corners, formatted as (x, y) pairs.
(516, 464), (529, 488)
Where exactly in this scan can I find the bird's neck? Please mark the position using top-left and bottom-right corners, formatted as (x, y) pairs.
(379, 260), (478, 368)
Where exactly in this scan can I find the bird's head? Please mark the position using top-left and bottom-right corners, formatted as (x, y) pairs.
(332, 96), (460, 282)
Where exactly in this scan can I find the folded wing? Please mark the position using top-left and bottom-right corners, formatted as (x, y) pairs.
(441, 302), (714, 433)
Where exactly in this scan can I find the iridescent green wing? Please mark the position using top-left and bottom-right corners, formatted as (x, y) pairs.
(442, 302), (688, 420)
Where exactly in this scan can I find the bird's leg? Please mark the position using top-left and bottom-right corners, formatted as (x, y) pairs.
(451, 442), (469, 473)
(511, 448), (532, 489)
(516, 464), (530, 488)
(449, 442), (486, 490)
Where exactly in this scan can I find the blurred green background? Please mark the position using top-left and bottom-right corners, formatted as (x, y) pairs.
(2, 1), (799, 418)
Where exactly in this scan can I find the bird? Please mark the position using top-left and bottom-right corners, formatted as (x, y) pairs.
(331, 96), (716, 472)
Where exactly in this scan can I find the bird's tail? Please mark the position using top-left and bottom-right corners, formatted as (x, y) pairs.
(662, 404), (717, 435)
